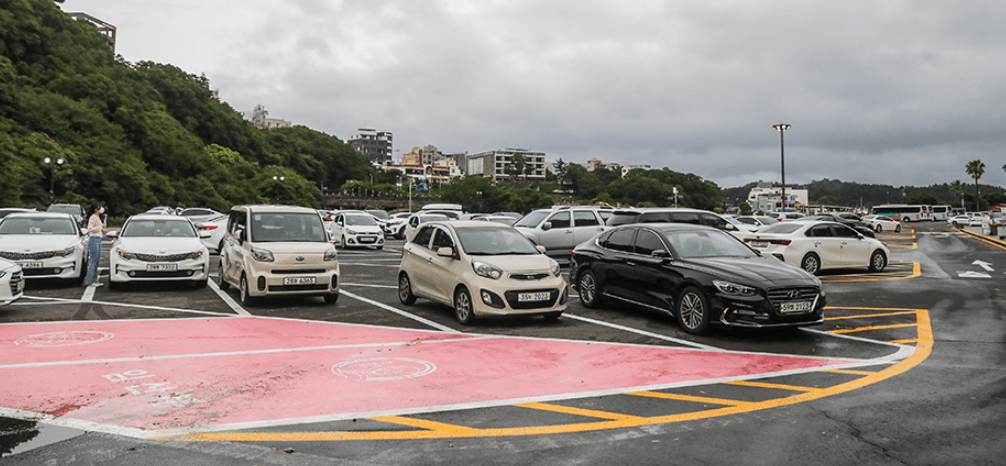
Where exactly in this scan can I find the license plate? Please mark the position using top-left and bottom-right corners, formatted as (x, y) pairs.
(359, 236), (376, 243)
(283, 277), (316, 285)
(518, 291), (550, 302)
(780, 301), (813, 313)
(749, 241), (768, 248)
(17, 262), (43, 269)
(146, 264), (177, 272)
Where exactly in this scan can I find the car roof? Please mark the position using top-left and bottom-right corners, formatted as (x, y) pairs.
(438, 220), (513, 229)
(232, 205), (321, 214)
(4, 212), (77, 220)
(611, 222), (721, 233)
(127, 214), (194, 221)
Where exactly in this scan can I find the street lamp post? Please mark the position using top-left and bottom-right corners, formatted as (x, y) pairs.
(272, 175), (285, 203)
(44, 156), (66, 204)
(772, 124), (791, 212)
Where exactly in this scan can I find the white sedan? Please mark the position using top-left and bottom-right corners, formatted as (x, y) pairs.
(330, 211), (385, 249)
(742, 220), (890, 275)
(0, 258), (24, 306)
(108, 214), (211, 289)
(861, 215), (903, 233)
(0, 212), (89, 284)
(398, 221), (567, 324)
(194, 214), (228, 253)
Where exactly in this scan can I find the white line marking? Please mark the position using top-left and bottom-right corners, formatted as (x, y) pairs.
(562, 313), (716, 350)
(341, 290), (460, 333)
(10, 300), (233, 316)
(208, 279), (252, 316)
(81, 285), (96, 302)
(338, 263), (401, 268)
(340, 282), (397, 289)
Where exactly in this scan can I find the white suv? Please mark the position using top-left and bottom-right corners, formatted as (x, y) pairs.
(513, 206), (612, 259)
(218, 205), (340, 305)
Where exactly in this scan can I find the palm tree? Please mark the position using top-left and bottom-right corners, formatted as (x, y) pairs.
(965, 160), (985, 211)
(949, 180), (966, 209)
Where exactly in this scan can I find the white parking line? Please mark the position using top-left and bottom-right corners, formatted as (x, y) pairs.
(341, 290), (460, 334)
(561, 313), (716, 350)
(208, 279), (252, 316)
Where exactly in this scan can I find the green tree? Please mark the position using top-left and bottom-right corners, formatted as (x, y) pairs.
(965, 160), (986, 212)
(948, 180), (966, 209)
(739, 202), (753, 215)
(906, 192), (940, 206)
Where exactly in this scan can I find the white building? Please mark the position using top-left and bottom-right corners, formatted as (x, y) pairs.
(466, 148), (547, 182)
(747, 181), (809, 212)
(250, 104), (292, 130)
(348, 128), (394, 166)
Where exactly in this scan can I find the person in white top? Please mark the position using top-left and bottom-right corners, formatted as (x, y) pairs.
(84, 202), (106, 287)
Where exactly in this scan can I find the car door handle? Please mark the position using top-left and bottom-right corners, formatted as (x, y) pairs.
(626, 261), (637, 267)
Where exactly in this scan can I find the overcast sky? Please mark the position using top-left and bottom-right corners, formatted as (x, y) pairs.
(62, 0), (1006, 189)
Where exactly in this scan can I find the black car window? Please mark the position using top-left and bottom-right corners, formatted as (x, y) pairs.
(431, 228), (455, 249)
(832, 225), (859, 238)
(736, 217), (757, 225)
(606, 212), (641, 226)
(699, 214), (727, 229)
(666, 230), (757, 259)
(806, 225), (833, 237)
(573, 211), (599, 227)
(412, 226), (435, 248)
(228, 210), (246, 234)
(604, 228), (635, 253)
(640, 212), (672, 222)
(634, 230), (665, 255)
(668, 212), (702, 224)
(549, 212), (571, 229)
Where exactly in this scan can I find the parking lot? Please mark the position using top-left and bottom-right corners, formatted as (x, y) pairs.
(2, 221), (1005, 465)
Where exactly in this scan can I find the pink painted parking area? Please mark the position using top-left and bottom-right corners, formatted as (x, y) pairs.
(0, 317), (858, 436)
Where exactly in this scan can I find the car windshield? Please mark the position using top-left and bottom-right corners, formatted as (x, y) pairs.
(665, 230), (757, 259)
(457, 227), (540, 255)
(251, 213), (327, 242)
(758, 222), (804, 234)
(514, 210), (549, 228)
(0, 217), (77, 235)
(47, 205), (80, 216)
(122, 219), (196, 238)
(345, 214), (378, 226)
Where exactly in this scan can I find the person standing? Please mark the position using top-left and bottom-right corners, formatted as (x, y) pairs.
(85, 202), (106, 287)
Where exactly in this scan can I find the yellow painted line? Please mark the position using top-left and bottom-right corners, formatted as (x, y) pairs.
(628, 390), (755, 407)
(369, 416), (484, 435)
(826, 310), (917, 320)
(159, 308), (934, 442)
(824, 369), (878, 376)
(724, 381), (817, 392)
(821, 262), (921, 283)
(958, 229), (1006, 250)
(829, 323), (917, 334)
(889, 338), (920, 344)
(516, 402), (644, 421)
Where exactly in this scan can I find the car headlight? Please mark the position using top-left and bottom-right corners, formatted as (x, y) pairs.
(550, 259), (561, 277)
(116, 248), (137, 260)
(0, 271), (6, 279)
(346, 228), (358, 235)
(472, 261), (503, 280)
(57, 246), (76, 257)
(184, 250), (205, 260)
(324, 248), (338, 262)
(713, 280), (757, 297)
(251, 247), (275, 262)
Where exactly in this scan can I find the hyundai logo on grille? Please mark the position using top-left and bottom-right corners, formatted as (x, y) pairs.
(787, 290), (802, 299)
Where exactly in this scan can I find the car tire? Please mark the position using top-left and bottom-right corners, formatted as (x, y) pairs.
(869, 250), (887, 273)
(952, 222), (959, 228)
(875, 225), (883, 233)
(454, 286), (476, 325)
(324, 293), (339, 304)
(398, 273), (416, 305)
(577, 269), (602, 308)
(895, 224), (902, 233)
(338, 235), (346, 249)
(217, 261), (230, 290)
(801, 253), (821, 275)
(239, 274), (255, 306)
(542, 312), (562, 322)
(676, 286), (711, 335)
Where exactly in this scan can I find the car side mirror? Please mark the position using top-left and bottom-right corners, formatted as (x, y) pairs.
(437, 246), (456, 258)
(542, 222), (552, 231)
(724, 223), (738, 231)
(104, 230), (118, 239)
(535, 245), (547, 254)
(651, 249), (671, 259)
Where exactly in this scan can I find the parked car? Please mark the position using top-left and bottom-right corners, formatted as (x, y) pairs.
(107, 214), (211, 289)
(46, 203), (86, 228)
(330, 211), (386, 250)
(366, 209), (390, 221)
(742, 220), (890, 275)
(0, 212), (89, 284)
(861, 215), (903, 233)
(605, 208), (748, 238)
(194, 214), (229, 253)
(178, 208), (225, 224)
(473, 215), (518, 226)
(0, 258), (24, 306)
(733, 215), (780, 229)
(513, 205), (611, 259)
(492, 212), (524, 220)
(398, 221), (567, 324)
(794, 215), (876, 238)
(766, 212), (806, 221)
(0, 208), (36, 220)
(218, 205), (340, 305)
(382, 212), (413, 239)
(569, 223), (826, 335)
(947, 214), (970, 228)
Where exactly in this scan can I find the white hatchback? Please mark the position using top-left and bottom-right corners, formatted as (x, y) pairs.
(0, 212), (89, 284)
(398, 221), (567, 324)
(330, 212), (385, 249)
(108, 214), (210, 288)
(742, 220), (890, 275)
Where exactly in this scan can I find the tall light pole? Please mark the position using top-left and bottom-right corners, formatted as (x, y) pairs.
(44, 156), (66, 204)
(272, 175), (285, 203)
(772, 124), (791, 212)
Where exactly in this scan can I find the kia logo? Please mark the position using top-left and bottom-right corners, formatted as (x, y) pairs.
(296, 256), (305, 261)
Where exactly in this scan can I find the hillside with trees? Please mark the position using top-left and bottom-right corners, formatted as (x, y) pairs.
(724, 179), (1006, 212)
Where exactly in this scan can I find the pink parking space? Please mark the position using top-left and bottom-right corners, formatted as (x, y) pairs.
(0, 318), (857, 434)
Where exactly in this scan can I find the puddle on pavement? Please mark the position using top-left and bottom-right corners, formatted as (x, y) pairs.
(1, 417), (85, 457)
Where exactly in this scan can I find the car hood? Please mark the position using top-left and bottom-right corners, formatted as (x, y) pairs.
(247, 242), (334, 255)
(468, 253), (555, 274)
(0, 235), (82, 252)
(681, 256), (817, 288)
(343, 225), (383, 233)
(116, 237), (205, 253)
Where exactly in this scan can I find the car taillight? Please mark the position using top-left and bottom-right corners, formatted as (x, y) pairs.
(199, 225), (218, 230)
(744, 238), (791, 245)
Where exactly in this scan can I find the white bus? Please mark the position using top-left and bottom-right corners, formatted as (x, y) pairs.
(930, 205), (951, 221)
(871, 204), (931, 222)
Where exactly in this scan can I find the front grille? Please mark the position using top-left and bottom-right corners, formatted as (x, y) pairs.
(766, 286), (820, 312)
(22, 268), (64, 277)
(129, 271), (194, 278)
(0, 250), (60, 260)
(503, 288), (560, 310)
(273, 269), (326, 275)
(509, 273), (550, 281)
(130, 252), (198, 262)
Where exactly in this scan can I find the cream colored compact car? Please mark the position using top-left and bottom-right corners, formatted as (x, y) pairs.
(218, 205), (339, 305)
(398, 221), (567, 324)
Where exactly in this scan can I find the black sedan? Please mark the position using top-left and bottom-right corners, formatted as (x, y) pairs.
(569, 223), (826, 335)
